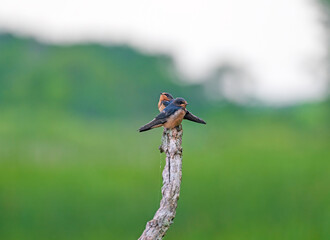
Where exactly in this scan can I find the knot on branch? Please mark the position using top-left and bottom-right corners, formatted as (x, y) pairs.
(159, 126), (183, 155)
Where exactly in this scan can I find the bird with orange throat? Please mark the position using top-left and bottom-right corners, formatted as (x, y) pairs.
(158, 92), (206, 125)
(139, 93), (206, 132)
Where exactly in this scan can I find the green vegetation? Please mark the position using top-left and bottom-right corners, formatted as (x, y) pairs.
(0, 34), (329, 239)
(0, 33), (204, 118)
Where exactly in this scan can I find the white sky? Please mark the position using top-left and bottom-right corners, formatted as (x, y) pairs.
(0, 0), (328, 105)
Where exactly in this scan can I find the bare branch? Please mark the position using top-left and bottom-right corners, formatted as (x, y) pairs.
(139, 126), (183, 240)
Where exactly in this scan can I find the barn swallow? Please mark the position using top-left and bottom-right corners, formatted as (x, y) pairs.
(158, 92), (174, 112)
(158, 92), (206, 124)
(139, 98), (188, 132)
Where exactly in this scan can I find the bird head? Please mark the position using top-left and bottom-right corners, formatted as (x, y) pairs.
(173, 97), (188, 108)
(160, 92), (174, 102)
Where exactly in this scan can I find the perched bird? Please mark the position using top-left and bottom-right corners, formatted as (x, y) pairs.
(139, 98), (188, 132)
(158, 92), (206, 124)
(158, 92), (174, 112)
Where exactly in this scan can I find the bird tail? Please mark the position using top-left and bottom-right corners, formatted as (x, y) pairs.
(139, 118), (166, 132)
(184, 111), (206, 124)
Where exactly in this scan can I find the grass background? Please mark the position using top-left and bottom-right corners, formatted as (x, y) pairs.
(0, 33), (329, 239)
(0, 103), (329, 240)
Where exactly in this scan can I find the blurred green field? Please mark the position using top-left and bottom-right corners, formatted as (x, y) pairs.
(0, 32), (330, 239)
(0, 104), (329, 240)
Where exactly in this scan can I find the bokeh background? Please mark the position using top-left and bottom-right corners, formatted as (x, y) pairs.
(0, 0), (329, 239)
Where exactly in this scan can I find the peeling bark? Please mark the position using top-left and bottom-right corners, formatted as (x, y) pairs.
(139, 126), (183, 240)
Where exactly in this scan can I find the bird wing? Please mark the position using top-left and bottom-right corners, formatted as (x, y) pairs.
(156, 104), (180, 120)
(162, 100), (172, 108)
(184, 111), (206, 124)
(138, 117), (167, 132)
(139, 104), (180, 132)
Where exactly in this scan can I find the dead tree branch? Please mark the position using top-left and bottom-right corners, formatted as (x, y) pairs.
(139, 126), (183, 240)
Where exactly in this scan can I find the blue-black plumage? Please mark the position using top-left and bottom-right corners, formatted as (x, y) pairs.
(158, 92), (206, 125)
(139, 98), (188, 132)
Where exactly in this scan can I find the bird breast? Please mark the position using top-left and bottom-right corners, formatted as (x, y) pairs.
(163, 109), (186, 129)
(158, 99), (163, 112)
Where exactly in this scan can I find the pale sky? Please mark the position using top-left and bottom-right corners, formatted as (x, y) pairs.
(0, 0), (328, 105)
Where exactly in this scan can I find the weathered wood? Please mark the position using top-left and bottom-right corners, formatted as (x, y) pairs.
(139, 126), (183, 240)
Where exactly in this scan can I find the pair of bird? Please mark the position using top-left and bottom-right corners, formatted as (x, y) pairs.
(139, 92), (206, 132)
